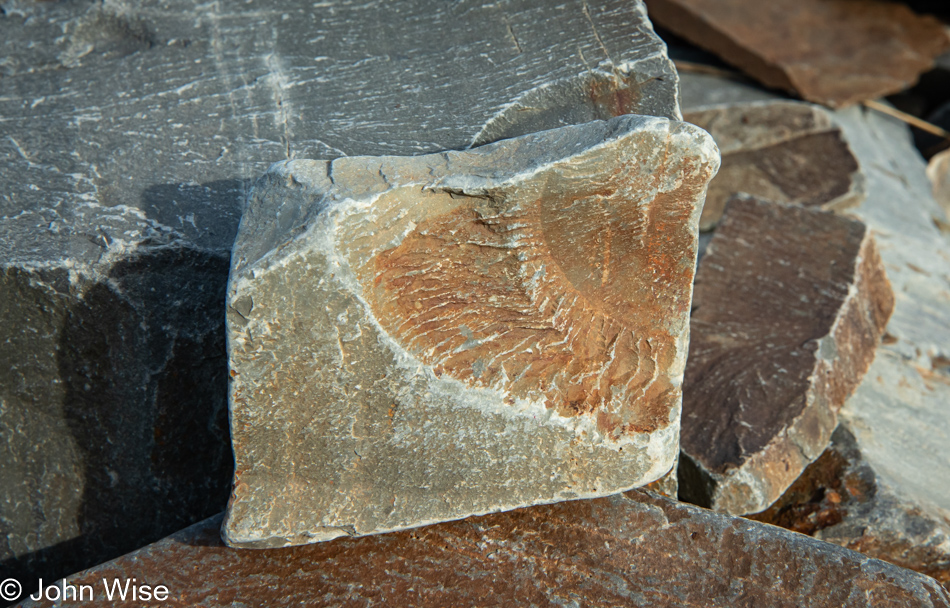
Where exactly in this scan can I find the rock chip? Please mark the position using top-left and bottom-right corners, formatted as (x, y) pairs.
(926, 148), (950, 217)
(680, 195), (894, 515)
(15, 492), (950, 608)
(646, 0), (950, 107)
(0, 0), (679, 587)
(684, 101), (865, 231)
(680, 72), (950, 585)
(223, 115), (719, 548)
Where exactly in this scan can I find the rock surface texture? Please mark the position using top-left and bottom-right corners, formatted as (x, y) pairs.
(646, 0), (950, 107)
(680, 196), (894, 515)
(751, 426), (950, 589)
(684, 102), (865, 231)
(681, 73), (950, 587)
(16, 491), (950, 608)
(0, 0), (679, 589)
(224, 115), (719, 548)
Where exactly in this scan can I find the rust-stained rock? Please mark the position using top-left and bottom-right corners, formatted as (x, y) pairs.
(751, 425), (950, 590)
(646, 0), (950, 108)
(680, 195), (894, 515)
(223, 115), (719, 548)
(15, 492), (950, 608)
(684, 101), (865, 231)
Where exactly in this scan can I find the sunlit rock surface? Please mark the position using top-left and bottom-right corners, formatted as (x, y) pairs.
(223, 115), (719, 547)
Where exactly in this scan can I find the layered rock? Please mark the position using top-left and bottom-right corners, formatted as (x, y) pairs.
(684, 102), (865, 231)
(681, 72), (950, 585)
(680, 195), (893, 515)
(0, 0), (679, 587)
(15, 492), (950, 608)
(223, 115), (719, 548)
(646, 0), (950, 107)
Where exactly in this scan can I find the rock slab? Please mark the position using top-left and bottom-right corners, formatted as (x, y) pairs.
(223, 115), (719, 548)
(680, 71), (950, 594)
(680, 195), (894, 515)
(0, 0), (679, 588)
(646, 0), (950, 107)
(14, 491), (950, 608)
(684, 101), (865, 231)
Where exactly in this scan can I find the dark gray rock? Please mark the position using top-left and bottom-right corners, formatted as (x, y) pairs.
(0, 0), (679, 594)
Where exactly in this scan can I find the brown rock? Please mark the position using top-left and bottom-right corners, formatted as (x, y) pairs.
(15, 491), (950, 608)
(679, 70), (950, 592)
(685, 101), (865, 231)
(680, 195), (894, 515)
(223, 115), (719, 548)
(751, 425), (950, 590)
(646, 0), (950, 108)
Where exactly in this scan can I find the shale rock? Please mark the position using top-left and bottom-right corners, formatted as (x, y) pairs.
(684, 102), (865, 231)
(647, 0), (950, 108)
(15, 492), (950, 608)
(681, 73), (950, 585)
(223, 115), (719, 548)
(0, 0), (679, 589)
(680, 196), (894, 515)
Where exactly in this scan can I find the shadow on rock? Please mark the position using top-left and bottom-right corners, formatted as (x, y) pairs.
(1, 213), (237, 605)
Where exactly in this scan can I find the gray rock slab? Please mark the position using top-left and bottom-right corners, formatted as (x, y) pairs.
(223, 114), (720, 548)
(0, 0), (678, 589)
(681, 72), (950, 585)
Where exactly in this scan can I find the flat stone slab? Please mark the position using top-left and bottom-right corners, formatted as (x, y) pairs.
(646, 0), (949, 107)
(680, 195), (894, 515)
(223, 115), (719, 548)
(684, 101), (865, 231)
(14, 491), (950, 608)
(0, 0), (679, 587)
(681, 72), (950, 585)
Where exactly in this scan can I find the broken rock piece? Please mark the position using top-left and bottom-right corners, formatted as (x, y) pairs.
(685, 101), (865, 231)
(223, 115), (719, 548)
(16, 492), (950, 608)
(926, 148), (950, 218)
(750, 425), (950, 589)
(646, 0), (950, 108)
(680, 71), (950, 589)
(680, 195), (894, 515)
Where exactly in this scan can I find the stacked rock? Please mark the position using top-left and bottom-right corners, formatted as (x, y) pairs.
(2, 0), (950, 606)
